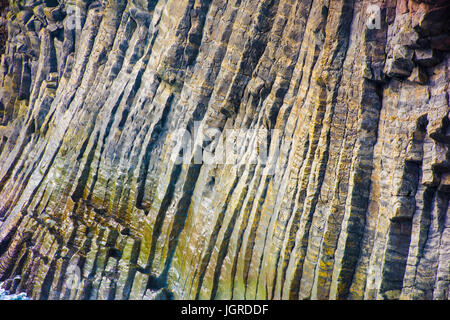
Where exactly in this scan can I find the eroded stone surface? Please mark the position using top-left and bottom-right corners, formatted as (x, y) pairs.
(0, 0), (448, 300)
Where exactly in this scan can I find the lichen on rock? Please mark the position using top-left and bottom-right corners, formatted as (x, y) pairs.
(0, 0), (448, 300)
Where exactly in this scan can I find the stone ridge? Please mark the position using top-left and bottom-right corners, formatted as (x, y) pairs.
(0, 0), (448, 300)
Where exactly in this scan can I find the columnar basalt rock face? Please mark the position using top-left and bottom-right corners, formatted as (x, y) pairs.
(0, 0), (448, 300)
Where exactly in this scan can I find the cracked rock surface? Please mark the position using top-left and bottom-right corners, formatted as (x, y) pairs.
(0, 0), (449, 300)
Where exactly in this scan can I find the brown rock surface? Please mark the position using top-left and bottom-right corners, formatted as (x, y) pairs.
(0, 0), (448, 300)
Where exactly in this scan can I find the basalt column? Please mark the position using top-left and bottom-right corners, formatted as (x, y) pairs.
(0, 0), (448, 300)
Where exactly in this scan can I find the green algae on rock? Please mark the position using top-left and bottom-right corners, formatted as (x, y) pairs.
(0, 0), (449, 300)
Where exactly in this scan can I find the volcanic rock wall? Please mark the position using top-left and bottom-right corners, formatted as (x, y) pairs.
(0, 0), (448, 300)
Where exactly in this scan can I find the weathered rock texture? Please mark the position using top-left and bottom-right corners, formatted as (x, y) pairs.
(0, 0), (449, 300)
